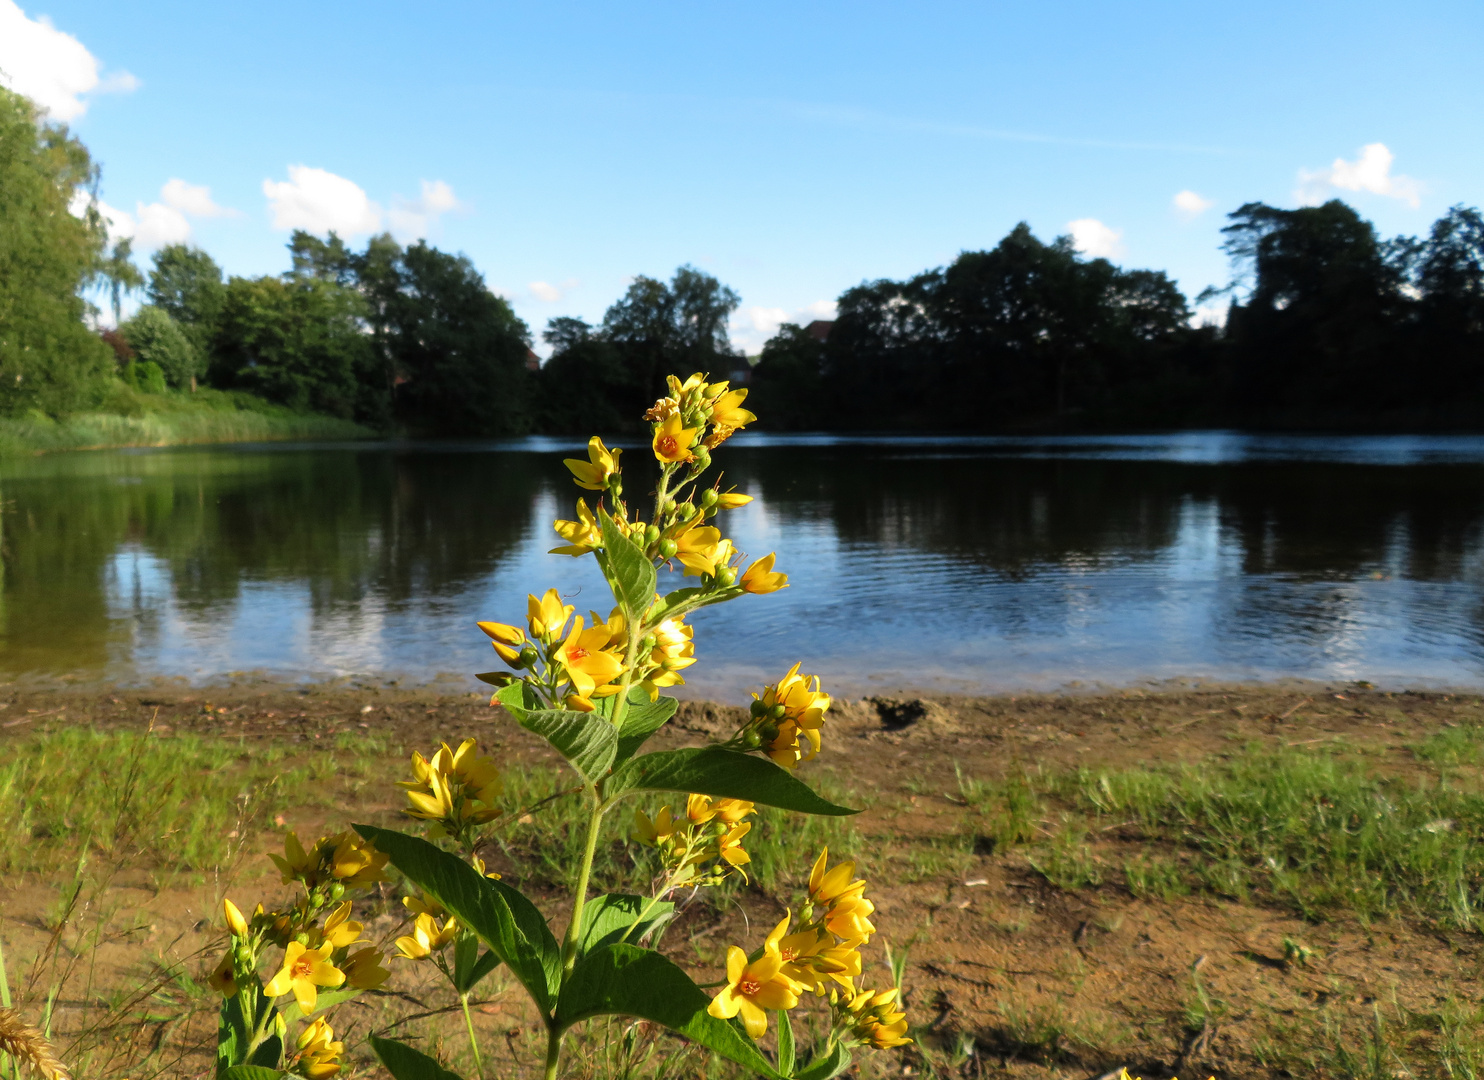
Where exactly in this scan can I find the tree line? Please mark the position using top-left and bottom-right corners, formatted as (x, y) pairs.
(4, 81), (1482, 435)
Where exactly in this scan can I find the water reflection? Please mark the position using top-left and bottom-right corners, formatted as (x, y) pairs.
(3, 434), (1484, 697)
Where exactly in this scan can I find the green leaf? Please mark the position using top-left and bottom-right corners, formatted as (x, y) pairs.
(278, 986), (361, 1024)
(354, 825), (561, 1013)
(495, 683), (617, 783)
(615, 691), (678, 764)
(607, 748), (858, 816)
(451, 931), (502, 994)
(370, 1035), (466, 1080)
(577, 894), (674, 954)
(777, 1007), (796, 1076)
(557, 944), (782, 1079)
(492, 680), (542, 719)
(473, 670), (509, 686)
(599, 508), (656, 621)
(221, 1067), (284, 1080)
(795, 1041), (853, 1080)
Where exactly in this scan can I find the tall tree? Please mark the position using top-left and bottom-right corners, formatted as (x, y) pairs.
(0, 86), (112, 416)
(148, 244), (226, 361)
(97, 237), (144, 326)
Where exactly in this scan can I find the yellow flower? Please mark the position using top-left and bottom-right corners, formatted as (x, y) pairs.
(208, 950), (237, 996)
(223, 897), (249, 937)
(395, 913), (457, 960)
(686, 794), (755, 825)
(478, 620), (526, 666)
(775, 925), (856, 993)
(756, 664), (831, 767)
(706, 916), (802, 1038)
(263, 941), (345, 1015)
(643, 396), (679, 422)
(555, 616), (626, 698)
(807, 849), (877, 941)
(551, 498), (602, 556)
(652, 412), (699, 464)
(319, 901), (363, 949)
(402, 889), (446, 919)
(808, 848), (863, 906)
(269, 832), (318, 885)
(632, 806), (677, 846)
(708, 388), (756, 429)
(528, 588), (574, 641)
(671, 523), (724, 577)
(563, 436), (621, 491)
(741, 553), (788, 594)
(715, 491), (753, 509)
(717, 821), (752, 867)
(341, 947), (390, 989)
(295, 1016), (345, 1080)
(840, 987), (912, 1049)
(328, 832), (389, 886)
(825, 892), (877, 941)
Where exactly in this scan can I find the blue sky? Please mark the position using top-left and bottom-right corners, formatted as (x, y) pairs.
(3, 0), (1480, 350)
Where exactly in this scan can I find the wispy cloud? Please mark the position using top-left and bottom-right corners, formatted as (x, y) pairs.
(1067, 218), (1124, 259)
(1173, 190), (1214, 219)
(388, 179), (461, 240)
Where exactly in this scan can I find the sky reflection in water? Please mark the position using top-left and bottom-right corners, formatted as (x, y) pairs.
(4, 431), (1484, 699)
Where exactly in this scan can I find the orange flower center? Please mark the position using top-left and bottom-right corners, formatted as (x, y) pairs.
(779, 945), (797, 961)
(292, 957), (315, 979)
(739, 977), (762, 996)
(567, 646), (589, 662)
(656, 435), (679, 456)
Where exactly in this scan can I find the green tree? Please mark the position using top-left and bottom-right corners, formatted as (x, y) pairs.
(97, 237), (144, 326)
(357, 238), (534, 436)
(212, 274), (371, 418)
(0, 86), (112, 416)
(749, 322), (826, 429)
(537, 317), (631, 432)
(148, 244), (225, 360)
(120, 305), (201, 389)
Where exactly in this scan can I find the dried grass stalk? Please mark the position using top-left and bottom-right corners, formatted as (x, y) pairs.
(0, 1008), (70, 1080)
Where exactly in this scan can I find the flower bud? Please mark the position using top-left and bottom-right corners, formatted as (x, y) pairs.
(770, 703), (787, 720)
(662, 498), (676, 516)
(519, 645), (541, 667)
(677, 503), (696, 522)
(750, 699), (767, 718)
(701, 488), (719, 508)
(693, 447), (712, 471)
(223, 898), (249, 937)
(611, 480), (623, 498)
(742, 729), (763, 748)
(641, 633), (657, 652)
(715, 567), (737, 588)
(644, 524), (660, 546)
(329, 881), (345, 901)
(658, 539), (678, 559)
(234, 942), (253, 967)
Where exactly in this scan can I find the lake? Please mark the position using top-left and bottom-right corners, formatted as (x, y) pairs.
(4, 432), (1484, 699)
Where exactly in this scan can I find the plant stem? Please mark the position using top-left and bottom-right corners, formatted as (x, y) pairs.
(459, 992), (485, 1080)
(542, 1022), (563, 1080)
(560, 795), (606, 978)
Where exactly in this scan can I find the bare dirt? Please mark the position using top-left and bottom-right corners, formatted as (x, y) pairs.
(3, 678), (1482, 1079)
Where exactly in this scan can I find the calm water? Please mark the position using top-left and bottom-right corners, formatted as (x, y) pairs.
(4, 432), (1484, 698)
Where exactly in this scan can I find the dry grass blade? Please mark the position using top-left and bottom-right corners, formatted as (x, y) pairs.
(0, 1007), (71, 1080)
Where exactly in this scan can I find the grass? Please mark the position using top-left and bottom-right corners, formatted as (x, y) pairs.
(951, 744), (1484, 927)
(0, 384), (371, 456)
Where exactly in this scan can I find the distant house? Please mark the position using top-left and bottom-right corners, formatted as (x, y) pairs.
(729, 362), (753, 386)
(803, 320), (835, 343)
(525, 348), (541, 372)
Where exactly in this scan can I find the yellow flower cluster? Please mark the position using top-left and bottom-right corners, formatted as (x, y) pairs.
(210, 893), (389, 1014)
(397, 737), (504, 839)
(480, 590), (628, 711)
(733, 663), (833, 767)
(631, 794), (756, 887)
(269, 830), (389, 892)
(834, 986), (911, 1050)
(646, 373), (757, 460)
(294, 1017), (344, 1079)
(707, 848), (887, 1041)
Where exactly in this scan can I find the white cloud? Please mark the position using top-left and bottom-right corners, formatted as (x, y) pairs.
(526, 278), (579, 303)
(263, 165), (382, 236)
(731, 299), (837, 354)
(1173, 190), (1214, 219)
(69, 179), (238, 250)
(1067, 217), (1124, 259)
(1296, 143), (1421, 208)
(387, 179), (461, 240)
(0, 0), (137, 120)
(161, 178), (233, 218)
(1192, 302), (1228, 329)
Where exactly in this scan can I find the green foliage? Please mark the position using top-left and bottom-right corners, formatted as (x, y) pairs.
(0, 86), (112, 418)
(607, 747), (859, 815)
(599, 507), (658, 620)
(353, 825), (563, 1011)
(148, 243), (225, 356)
(371, 1036), (467, 1080)
(575, 894), (674, 953)
(121, 305), (201, 388)
(121, 359), (167, 394)
(556, 944), (782, 1078)
(495, 682), (620, 784)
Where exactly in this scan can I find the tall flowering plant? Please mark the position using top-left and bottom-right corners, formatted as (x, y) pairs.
(209, 375), (907, 1080)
